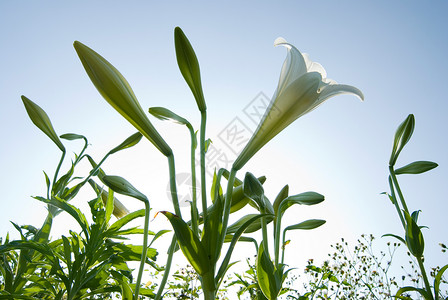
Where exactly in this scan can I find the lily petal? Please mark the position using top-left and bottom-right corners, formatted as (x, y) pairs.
(318, 83), (364, 102)
(233, 38), (363, 170)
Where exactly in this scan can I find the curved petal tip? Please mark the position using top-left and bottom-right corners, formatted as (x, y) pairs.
(274, 37), (288, 47)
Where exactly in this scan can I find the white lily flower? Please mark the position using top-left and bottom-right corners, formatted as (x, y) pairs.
(233, 38), (364, 170)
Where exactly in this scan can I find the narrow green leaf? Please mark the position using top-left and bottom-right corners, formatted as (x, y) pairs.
(227, 214), (274, 234)
(102, 175), (148, 203)
(174, 27), (206, 112)
(389, 114), (414, 166)
(279, 192), (324, 216)
(74, 41), (172, 156)
(107, 209), (145, 234)
(204, 138), (212, 153)
(404, 210), (424, 257)
(273, 185), (289, 216)
(160, 211), (210, 275)
(257, 243), (279, 300)
(216, 214), (266, 284)
(34, 196), (90, 237)
(434, 264), (448, 298)
(284, 219), (326, 232)
(148, 107), (190, 126)
(105, 188), (114, 224)
(21, 96), (65, 152)
(202, 193), (224, 264)
(120, 281), (133, 300)
(60, 133), (87, 141)
(382, 233), (406, 244)
(411, 210), (421, 223)
(61, 236), (72, 269)
(395, 161), (438, 175)
(149, 229), (171, 247)
(396, 286), (431, 299)
(109, 132), (143, 154)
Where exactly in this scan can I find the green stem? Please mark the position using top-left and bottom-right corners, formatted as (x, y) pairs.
(154, 236), (177, 300)
(201, 271), (216, 300)
(200, 111), (208, 221)
(388, 176), (406, 229)
(281, 229), (286, 265)
(389, 166), (409, 214)
(168, 154), (182, 217)
(220, 168), (237, 246)
(134, 201), (150, 300)
(260, 202), (270, 261)
(188, 124), (199, 237)
(274, 208), (283, 266)
(417, 257), (434, 300)
(50, 150), (66, 198)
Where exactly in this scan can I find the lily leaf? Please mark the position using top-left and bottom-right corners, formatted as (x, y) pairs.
(216, 214), (266, 286)
(395, 161), (438, 175)
(21, 96), (65, 152)
(389, 114), (414, 167)
(279, 192), (324, 216)
(434, 264), (448, 297)
(102, 175), (148, 203)
(106, 209), (146, 234)
(174, 27), (206, 112)
(160, 211), (210, 275)
(74, 41), (172, 156)
(227, 214), (274, 234)
(284, 219), (326, 232)
(395, 286), (431, 300)
(404, 210), (424, 257)
(382, 233), (406, 244)
(273, 185), (289, 216)
(60, 133), (87, 142)
(148, 107), (190, 126)
(257, 243), (279, 300)
(109, 132), (143, 155)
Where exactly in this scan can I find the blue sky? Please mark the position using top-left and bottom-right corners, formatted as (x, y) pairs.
(1, 0), (447, 280)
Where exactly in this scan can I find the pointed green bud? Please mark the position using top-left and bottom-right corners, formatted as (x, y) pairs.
(21, 96), (65, 152)
(109, 132), (143, 155)
(389, 114), (414, 166)
(73, 41), (172, 156)
(174, 27), (206, 112)
(102, 175), (148, 203)
(243, 172), (265, 209)
(88, 179), (130, 219)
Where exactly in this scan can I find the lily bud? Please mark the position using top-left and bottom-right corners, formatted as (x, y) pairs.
(74, 41), (172, 157)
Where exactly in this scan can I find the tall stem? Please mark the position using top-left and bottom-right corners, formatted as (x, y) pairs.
(260, 202), (270, 260)
(50, 150), (66, 197)
(274, 209), (283, 266)
(154, 236), (177, 300)
(221, 168), (237, 243)
(388, 176), (406, 229)
(134, 201), (150, 300)
(188, 124), (199, 237)
(389, 166), (409, 214)
(168, 154), (182, 217)
(417, 257), (434, 300)
(200, 111), (208, 221)
(201, 271), (216, 300)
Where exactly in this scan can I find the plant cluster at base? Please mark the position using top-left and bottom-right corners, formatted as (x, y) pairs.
(1, 27), (445, 300)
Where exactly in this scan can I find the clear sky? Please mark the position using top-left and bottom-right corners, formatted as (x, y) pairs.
(1, 0), (447, 282)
